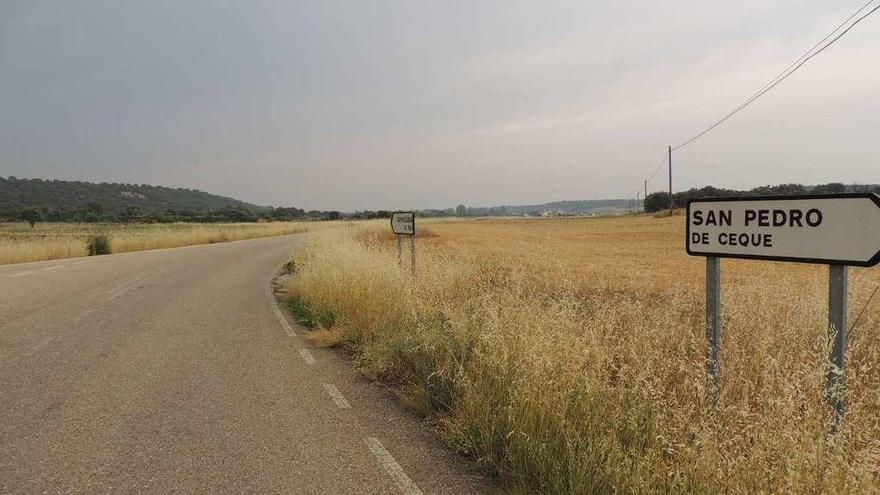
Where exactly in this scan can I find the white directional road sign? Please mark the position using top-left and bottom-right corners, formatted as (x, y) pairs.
(391, 211), (415, 235)
(686, 193), (880, 266)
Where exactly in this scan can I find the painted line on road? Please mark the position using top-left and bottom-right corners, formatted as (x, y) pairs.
(21, 309), (93, 358)
(24, 336), (55, 357)
(265, 269), (298, 337)
(299, 348), (316, 365)
(8, 271), (34, 278)
(43, 265), (65, 271)
(323, 383), (352, 409)
(271, 305), (296, 337)
(72, 260), (88, 265)
(364, 437), (424, 495)
(107, 275), (144, 295)
(106, 286), (134, 302)
(105, 274), (148, 301)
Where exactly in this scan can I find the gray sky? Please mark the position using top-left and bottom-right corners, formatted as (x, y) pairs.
(1, 1), (878, 210)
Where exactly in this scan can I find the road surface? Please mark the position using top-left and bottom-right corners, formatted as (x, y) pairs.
(0, 235), (489, 494)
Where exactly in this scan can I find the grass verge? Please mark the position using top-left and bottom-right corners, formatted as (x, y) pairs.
(286, 219), (879, 494)
(0, 221), (311, 265)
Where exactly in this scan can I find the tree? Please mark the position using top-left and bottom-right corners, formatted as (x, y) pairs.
(87, 202), (105, 215)
(643, 193), (669, 213)
(327, 211), (341, 221)
(19, 208), (41, 228)
(455, 204), (467, 217)
(812, 183), (846, 194)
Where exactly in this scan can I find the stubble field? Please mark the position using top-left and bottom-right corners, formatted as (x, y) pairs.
(288, 215), (880, 494)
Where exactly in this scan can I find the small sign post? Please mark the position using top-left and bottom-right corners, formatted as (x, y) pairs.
(828, 264), (847, 428)
(686, 193), (880, 424)
(391, 211), (416, 278)
(705, 256), (722, 397)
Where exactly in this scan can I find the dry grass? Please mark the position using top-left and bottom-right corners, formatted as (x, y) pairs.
(303, 327), (345, 348)
(0, 221), (311, 265)
(289, 216), (880, 494)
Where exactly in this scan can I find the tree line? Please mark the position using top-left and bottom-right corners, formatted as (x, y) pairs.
(6, 177), (878, 226)
(5, 204), (327, 226)
(643, 183), (880, 213)
(0, 177), (341, 226)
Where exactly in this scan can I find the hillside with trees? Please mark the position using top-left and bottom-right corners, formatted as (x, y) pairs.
(0, 177), (309, 223)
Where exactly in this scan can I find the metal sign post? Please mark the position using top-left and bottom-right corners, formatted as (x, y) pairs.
(391, 211), (416, 279)
(706, 256), (722, 397)
(409, 234), (416, 279)
(828, 265), (848, 429)
(396, 234), (402, 266)
(686, 193), (880, 425)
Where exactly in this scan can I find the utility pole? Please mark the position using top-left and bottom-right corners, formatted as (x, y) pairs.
(644, 180), (647, 210)
(668, 145), (673, 216)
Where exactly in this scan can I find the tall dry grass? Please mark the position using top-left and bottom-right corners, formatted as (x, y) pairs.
(0, 221), (311, 265)
(289, 217), (880, 494)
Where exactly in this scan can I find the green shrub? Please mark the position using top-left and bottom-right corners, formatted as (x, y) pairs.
(86, 235), (111, 255)
(286, 296), (336, 329)
(282, 260), (297, 274)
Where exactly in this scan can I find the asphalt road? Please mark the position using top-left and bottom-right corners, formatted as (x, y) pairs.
(0, 235), (489, 494)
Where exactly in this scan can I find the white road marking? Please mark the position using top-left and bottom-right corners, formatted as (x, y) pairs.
(9, 271), (34, 278)
(323, 383), (351, 409)
(364, 437), (424, 495)
(107, 276), (143, 295)
(271, 305), (296, 337)
(105, 274), (147, 301)
(265, 270), (298, 337)
(21, 309), (93, 357)
(73, 309), (94, 324)
(299, 348), (316, 364)
(106, 286), (133, 302)
(72, 260), (88, 265)
(43, 265), (65, 271)
(24, 336), (55, 357)
(106, 280), (141, 301)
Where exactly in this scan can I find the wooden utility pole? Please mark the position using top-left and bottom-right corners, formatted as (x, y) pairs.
(668, 145), (673, 216)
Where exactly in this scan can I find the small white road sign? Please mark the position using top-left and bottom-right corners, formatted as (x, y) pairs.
(391, 211), (415, 235)
(687, 194), (880, 266)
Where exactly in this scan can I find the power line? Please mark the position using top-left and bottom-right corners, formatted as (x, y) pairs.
(672, 1), (880, 151)
(849, 281), (880, 337)
(643, 2), (879, 197)
(733, 0), (877, 115)
(645, 154), (667, 182)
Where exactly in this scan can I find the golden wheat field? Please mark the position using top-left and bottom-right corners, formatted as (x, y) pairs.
(288, 215), (880, 494)
(0, 221), (310, 265)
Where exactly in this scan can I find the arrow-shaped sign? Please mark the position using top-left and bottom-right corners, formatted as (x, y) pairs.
(391, 211), (415, 236)
(686, 193), (880, 266)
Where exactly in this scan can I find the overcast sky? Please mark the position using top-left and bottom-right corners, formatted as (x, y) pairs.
(1, 1), (878, 210)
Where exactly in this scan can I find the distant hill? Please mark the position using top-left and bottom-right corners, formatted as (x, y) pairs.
(505, 199), (631, 215)
(418, 199), (634, 217)
(419, 183), (880, 219)
(0, 177), (313, 223)
(0, 177), (258, 214)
